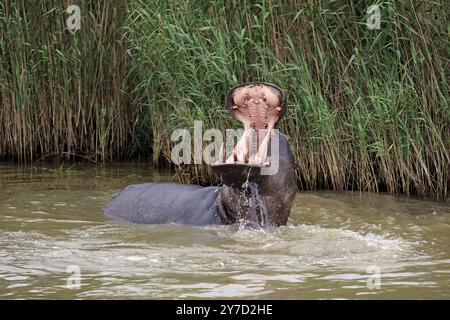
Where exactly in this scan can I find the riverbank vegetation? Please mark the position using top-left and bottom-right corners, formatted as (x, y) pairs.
(0, 0), (448, 199)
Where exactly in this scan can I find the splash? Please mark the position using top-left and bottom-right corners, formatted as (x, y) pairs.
(237, 167), (270, 230)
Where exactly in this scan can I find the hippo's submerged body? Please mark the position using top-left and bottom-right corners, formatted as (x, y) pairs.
(104, 183), (222, 225)
(103, 83), (297, 228)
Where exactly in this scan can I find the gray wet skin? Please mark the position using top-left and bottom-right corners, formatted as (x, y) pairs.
(104, 83), (296, 227)
(103, 134), (296, 227)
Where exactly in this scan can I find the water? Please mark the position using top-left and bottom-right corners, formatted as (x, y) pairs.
(0, 162), (449, 299)
(237, 176), (270, 229)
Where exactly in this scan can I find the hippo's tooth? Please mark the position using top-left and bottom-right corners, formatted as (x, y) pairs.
(232, 105), (239, 110)
(218, 143), (225, 163)
(275, 106), (281, 111)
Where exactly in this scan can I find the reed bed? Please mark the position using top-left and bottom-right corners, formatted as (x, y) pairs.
(1, 0), (449, 199)
(0, 0), (140, 162)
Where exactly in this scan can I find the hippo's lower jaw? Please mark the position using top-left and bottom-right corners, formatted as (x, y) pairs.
(211, 162), (294, 228)
(213, 139), (296, 228)
(215, 181), (276, 229)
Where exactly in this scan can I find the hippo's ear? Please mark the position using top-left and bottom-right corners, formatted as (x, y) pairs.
(226, 82), (286, 127)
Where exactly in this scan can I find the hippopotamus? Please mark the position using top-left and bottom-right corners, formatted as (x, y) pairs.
(103, 83), (296, 228)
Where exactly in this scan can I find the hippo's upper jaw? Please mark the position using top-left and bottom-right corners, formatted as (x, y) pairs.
(212, 83), (287, 185)
(216, 82), (286, 166)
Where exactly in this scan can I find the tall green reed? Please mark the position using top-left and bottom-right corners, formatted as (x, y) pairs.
(0, 0), (140, 162)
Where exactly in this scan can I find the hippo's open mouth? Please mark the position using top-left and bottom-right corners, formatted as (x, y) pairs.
(212, 82), (285, 186)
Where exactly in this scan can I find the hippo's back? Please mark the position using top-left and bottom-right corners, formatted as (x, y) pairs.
(103, 183), (222, 225)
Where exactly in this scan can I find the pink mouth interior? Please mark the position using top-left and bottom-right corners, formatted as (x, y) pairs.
(217, 83), (283, 165)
